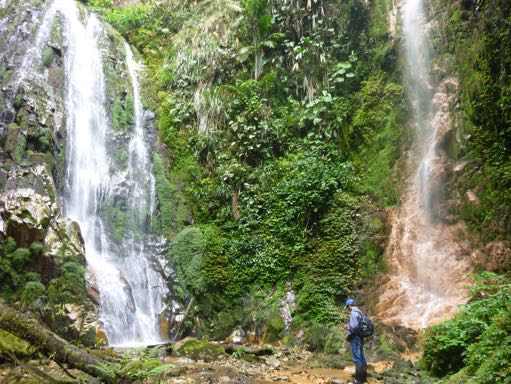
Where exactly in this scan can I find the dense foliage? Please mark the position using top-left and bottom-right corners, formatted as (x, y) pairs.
(421, 273), (511, 383)
(432, 0), (511, 242)
(0, 237), (41, 300)
(91, 0), (406, 335)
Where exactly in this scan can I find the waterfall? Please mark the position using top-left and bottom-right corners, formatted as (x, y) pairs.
(376, 0), (471, 328)
(12, 1), (61, 94)
(45, 0), (165, 345)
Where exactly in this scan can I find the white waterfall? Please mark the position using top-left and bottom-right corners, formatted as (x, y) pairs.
(12, 1), (61, 94)
(45, 0), (166, 345)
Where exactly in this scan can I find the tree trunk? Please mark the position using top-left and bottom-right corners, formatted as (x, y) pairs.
(0, 304), (127, 383)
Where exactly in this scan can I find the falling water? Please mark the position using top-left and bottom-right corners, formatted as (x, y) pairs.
(12, 1), (61, 94)
(376, 0), (471, 328)
(49, 0), (165, 345)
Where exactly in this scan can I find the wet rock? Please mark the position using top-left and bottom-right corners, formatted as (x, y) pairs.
(226, 326), (246, 344)
(472, 241), (511, 272)
(159, 315), (171, 341)
(95, 328), (109, 346)
(172, 337), (226, 362)
(85, 269), (100, 305)
(4, 123), (24, 162)
(225, 344), (273, 356)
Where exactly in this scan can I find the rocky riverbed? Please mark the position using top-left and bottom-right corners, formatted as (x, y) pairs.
(0, 337), (437, 383)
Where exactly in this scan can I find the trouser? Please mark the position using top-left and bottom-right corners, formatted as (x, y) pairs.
(350, 336), (367, 383)
(349, 335), (367, 366)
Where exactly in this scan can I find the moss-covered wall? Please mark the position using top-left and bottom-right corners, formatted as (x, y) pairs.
(429, 0), (511, 245)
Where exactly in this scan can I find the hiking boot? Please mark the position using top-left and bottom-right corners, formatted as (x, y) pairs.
(355, 365), (364, 383)
(361, 364), (368, 382)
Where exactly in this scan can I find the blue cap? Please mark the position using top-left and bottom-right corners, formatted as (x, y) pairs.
(345, 299), (355, 308)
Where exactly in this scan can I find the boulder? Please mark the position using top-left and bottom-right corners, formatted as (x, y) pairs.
(85, 269), (101, 305)
(58, 303), (99, 347)
(0, 164), (97, 344)
(95, 328), (109, 346)
(226, 326), (246, 344)
(172, 337), (226, 362)
(225, 344), (273, 356)
(0, 165), (86, 272)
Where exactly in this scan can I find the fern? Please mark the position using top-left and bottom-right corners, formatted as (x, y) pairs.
(147, 363), (175, 377)
(88, 363), (117, 380)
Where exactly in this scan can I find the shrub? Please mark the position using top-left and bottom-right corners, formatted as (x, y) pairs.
(21, 281), (46, 305)
(421, 272), (511, 380)
(47, 262), (86, 304)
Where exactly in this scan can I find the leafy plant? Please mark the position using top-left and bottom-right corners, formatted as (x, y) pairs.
(421, 272), (511, 381)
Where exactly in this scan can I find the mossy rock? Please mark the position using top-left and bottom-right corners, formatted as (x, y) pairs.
(4, 124), (25, 163)
(0, 329), (36, 357)
(172, 337), (226, 362)
(264, 311), (285, 343)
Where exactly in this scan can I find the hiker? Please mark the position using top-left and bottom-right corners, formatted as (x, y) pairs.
(345, 298), (368, 384)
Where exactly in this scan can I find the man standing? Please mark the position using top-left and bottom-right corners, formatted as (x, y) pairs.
(345, 299), (368, 383)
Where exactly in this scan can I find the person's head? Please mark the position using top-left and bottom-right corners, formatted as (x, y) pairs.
(345, 298), (355, 312)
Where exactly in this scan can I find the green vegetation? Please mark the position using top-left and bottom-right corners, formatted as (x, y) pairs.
(169, 227), (207, 299)
(47, 262), (87, 305)
(432, 0), (511, 242)
(92, 0), (406, 336)
(42, 47), (55, 68)
(421, 273), (511, 383)
(0, 237), (41, 300)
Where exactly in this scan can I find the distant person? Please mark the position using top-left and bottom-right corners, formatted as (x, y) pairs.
(345, 299), (368, 383)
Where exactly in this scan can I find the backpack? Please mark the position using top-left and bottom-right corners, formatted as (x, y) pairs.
(359, 311), (374, 338)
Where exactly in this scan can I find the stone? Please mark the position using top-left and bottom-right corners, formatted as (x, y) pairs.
(486, 241), (511, 272)
(172, 337), (226, 362)
(95, 329), (109, 346)
(266, 355), (280, 368)
(226, 326), (246, 344)
(465, 190), (480, 204)
(471, 241), (511, 272)
(4, 124), (24, 163)
(86, 269), (100, 305)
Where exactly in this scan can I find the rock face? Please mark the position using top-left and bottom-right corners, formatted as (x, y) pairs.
(471, 241), (511, 272)
(0, 165), (84, 279)
(0, 163), (100, 345)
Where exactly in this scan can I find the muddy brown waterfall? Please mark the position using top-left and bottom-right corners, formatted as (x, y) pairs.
(376, 0), (472, 328)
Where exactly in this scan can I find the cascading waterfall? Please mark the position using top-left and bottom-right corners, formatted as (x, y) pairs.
(12, 0), (61, 94)
(376, 0), (471, 328)
(12, 0), (168, 345)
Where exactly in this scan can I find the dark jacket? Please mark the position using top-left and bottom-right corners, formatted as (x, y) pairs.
(348, 307), (363, 339)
